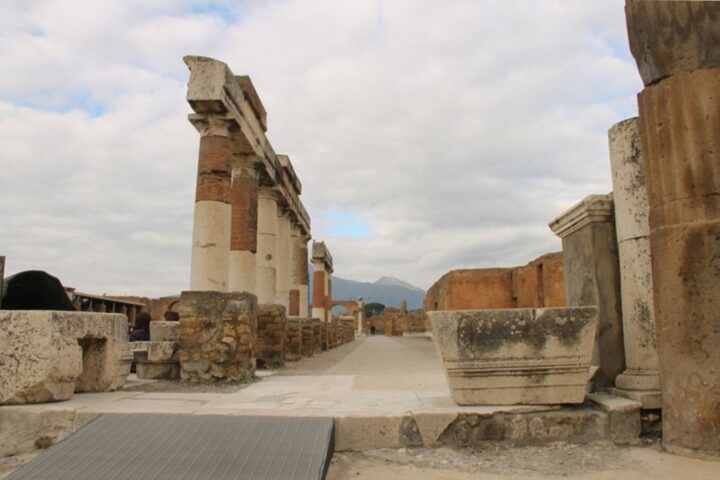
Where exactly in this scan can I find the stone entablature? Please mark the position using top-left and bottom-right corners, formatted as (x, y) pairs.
(0, 311), (131, 405)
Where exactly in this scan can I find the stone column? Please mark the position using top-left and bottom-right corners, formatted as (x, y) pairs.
(312, 260), (326, 320)
(228, 154), (259, 294)
(256, 187), (279, 304)
(627, 0), (720, 457)
(189, 116), (235, 292)
(325, 272), (333, 322)
(608, 117), (661, 409)
(299, 237), (310, 317)
(549, 194), (625, 389)
(357, 300), (364, 335)
(275, 209), (292, 310)
(288, 223), (302, 316)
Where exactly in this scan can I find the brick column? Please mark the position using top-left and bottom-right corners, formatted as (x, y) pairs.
(288, 223), (302, 316)
(312, 262), (326, 321)
(228, 154), (259, 294)
(256, 187), (278, 304)
(608, 117), (661, 409)
(627, 0), (720, 457)
(189, 116), (235, 292)
(325, 272), (333, 322)
(275, 209), (291, 310)
(299, 236), (310, 317)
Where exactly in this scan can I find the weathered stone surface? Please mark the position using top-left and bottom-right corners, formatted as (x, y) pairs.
(0, 311), (130, 404)
(149, 321), (179, 342)
(626, 0), (720, 86)
(549, 195), (625, 390)
(285, 317), (303, 361)
(608, 117), (661, 408)
(256, 304), (286, 369)
(301, 320), (315, 357)
(137, 362), (180, 380)
(635, 66), (720, 456)
(425, 252), (566, 311)
(312, 318), (322, 353)
(177, 291), (256, 383)
(588, 393), (641, 445)
(429, 307), (598, 405)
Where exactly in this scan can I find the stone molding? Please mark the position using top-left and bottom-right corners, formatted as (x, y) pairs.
(549, 194), (614, 239)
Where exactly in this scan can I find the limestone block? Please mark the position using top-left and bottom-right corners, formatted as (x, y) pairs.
(150, 321), (179, 342)
(429, 307), (598, 405)
(549, 194), (625, 389)
(137, 362), (180, 380)
(0, 311), (130, 405)
(147, 341), (178, 363)
(588, 393), (641, 445)
(626, 0), (720, 86)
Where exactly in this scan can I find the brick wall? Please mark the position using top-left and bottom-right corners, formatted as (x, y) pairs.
(425, 252), (567, 311)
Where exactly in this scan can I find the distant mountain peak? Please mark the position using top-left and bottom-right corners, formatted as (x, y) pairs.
(374, 276), (424, 292)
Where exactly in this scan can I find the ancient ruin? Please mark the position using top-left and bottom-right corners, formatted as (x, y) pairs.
(626, 0), (720, 456)
(429, 307), (598, 405)
(311, 241), (333, 322)
(425, 252), (566, 311)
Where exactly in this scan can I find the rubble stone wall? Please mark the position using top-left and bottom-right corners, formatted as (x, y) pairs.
(285, 317), (303, 361)
(177, 291), (256, 383)
(256, 304), (286, 369)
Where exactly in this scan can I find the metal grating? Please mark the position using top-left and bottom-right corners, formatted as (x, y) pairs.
(7, 414), (334, 480)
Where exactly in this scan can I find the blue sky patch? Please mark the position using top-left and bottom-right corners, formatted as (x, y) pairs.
(189, 3), (239, 24)
(326, 209), (373, 238)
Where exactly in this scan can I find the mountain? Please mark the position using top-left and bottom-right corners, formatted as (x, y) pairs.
(308, 267), (425, 311)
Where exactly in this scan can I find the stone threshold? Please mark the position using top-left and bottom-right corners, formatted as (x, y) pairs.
(1, 393), (641, 459)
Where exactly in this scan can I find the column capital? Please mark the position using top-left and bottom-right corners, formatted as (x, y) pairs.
(188, 113), (238, 137)
(548, 194), (614, 239)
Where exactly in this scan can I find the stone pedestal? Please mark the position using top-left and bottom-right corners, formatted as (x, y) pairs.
(549, 195), (625, 390)
(189, 116), (235, 292)
(627, 0), (720, 456)
(0, 311), (131, 404)
(312, 318), (322, 354)
(256, 305), (286, 369)
(608, 117), (661, 409)
(428, 307), (598, 405)
(136, 321), (180, 380)
(256, 187), (279, 304)
(228, 155), (258, 294)
(177, 291), (256, 383)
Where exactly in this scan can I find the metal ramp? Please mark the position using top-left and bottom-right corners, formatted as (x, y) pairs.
(6, 414), (334, 480)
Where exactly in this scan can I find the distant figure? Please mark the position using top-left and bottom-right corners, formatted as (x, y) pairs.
(1, 270), (75, 311)
(130, 312), (151, 341)
(370, 324), (376, 336)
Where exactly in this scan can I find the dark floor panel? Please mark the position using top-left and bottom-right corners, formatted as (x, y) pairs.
(7, 414), (334, 480)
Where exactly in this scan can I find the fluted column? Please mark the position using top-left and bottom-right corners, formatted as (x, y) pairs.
(299, 237), (310, 317)
(189, 116), (235, 291)
(256, 187), (279, 304)
(627, 0), (720, 457)
(608, 117), (661, 409)
(228, 154), (259, 293)
(275, 209), (292, 310)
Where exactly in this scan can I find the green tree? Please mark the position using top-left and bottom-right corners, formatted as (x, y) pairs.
(364, 302), (385, 318)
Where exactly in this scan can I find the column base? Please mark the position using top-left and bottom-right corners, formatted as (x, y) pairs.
(613, 370), (661, 409)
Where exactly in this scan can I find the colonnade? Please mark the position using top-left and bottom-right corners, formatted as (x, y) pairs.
(184, 56), (311, 314)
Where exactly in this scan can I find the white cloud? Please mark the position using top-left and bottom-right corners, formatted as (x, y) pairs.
(0, 0), (642, 295)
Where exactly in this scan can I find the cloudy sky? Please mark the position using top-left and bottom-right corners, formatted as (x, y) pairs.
(0, 0), (641, 296)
